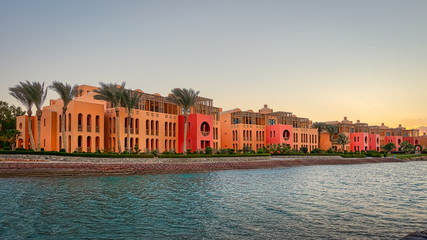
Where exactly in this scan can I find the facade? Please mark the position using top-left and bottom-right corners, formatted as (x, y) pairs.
(220, 105), (318, 152)
(319, 117), (420, 152)
(15, 84), (423, 153)
(16, 85), (221, 153)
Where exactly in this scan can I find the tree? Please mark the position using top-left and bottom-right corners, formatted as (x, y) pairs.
(382, 142), (396, 154)
(94, 82), (126, 153)
(29, 81), (48, 151)
(325, 124), (339, 150)
(335, 133), (350, 153)
(49, 81), (80, 152)
(0, 129), (21, 150)
(167, 88), (199, 155)
(399, 141), (414, 154)
(312, 122), (326, 148)
(9, 82), (36, 150)
(0, 101), (25, 148)
(121, 89), (142, 153)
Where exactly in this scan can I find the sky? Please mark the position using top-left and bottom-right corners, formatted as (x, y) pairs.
(0, 0), (426, 128)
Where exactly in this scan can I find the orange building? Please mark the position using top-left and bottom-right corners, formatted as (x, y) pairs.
(16, 85), (221, 153)
(220, 105), (318, 152)
(319, 117), (420, 152)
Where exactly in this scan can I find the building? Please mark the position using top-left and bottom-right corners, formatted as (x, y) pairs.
(16, 85), (221, 153)
(319, 117), (420, 152)
(220, 105), (318, 152)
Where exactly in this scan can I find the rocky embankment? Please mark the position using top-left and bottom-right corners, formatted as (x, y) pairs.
(0, 155), (412, 177)
(401, 230), (427, 240)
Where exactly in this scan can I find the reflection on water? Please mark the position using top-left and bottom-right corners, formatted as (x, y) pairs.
(0, 161), (426, 239)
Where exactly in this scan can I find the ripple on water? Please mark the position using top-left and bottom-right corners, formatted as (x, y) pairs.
(0, 161), (426, 239)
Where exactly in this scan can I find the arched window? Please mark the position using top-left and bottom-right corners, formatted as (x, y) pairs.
(95, 115), (100, 133)
(146, 138), (149, 150)
(156, 121), (159, 136)
(113, 117), (116, 134)
(87, 136), (91, 152)
(165, 122), (168, 136)
(151, 120), (154, 135)
(95, 137), (100, 151)
(78, 135), (82, 152)
(173, 123), (176, 137)
(169, 123), (172, 136)
(59, 136), (62, 149)
(78, 113), (83, 132)
(68, 135), (71, 152)
(68, 113), (72, 131)
(109, 117), (112, 134)
(135, 118), (139, 134)
(146, 120), (150, 135)
(59, 115), (62, 133)
(87, 114), (92, 132)
(151, 139), (154, 150)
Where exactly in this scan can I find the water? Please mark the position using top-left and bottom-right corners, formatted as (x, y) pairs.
(0, 161), (426, 239)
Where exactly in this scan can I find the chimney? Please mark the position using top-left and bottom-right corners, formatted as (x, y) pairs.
(344, 117), (347, 121)
(264, 104), (268, 108)
(357, 120), (360, 123)
(399, 124), (402, 128)
(381, 123), (384, 126)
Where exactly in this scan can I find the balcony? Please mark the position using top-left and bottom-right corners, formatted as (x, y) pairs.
(87, 126), (91, 132)
(78, 125), (82, 132)
(87, 147), (91, 153)
(130, 128), (134, 134)
(201, 131), (209, 137)
(136, 129), (139, 134)
(156, 130), (159, 136)
(146, 129), (149, 135)
(95, 126), (100, 133)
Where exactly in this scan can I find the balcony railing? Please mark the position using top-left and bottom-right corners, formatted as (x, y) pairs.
(156, 130), (159, 136)
(146, 129), (149, 135)
(87, 147), (91, 153)
(78, 125), (82, 132)
(87, 126), (91, 132)
(130, 128), (134, 134)
(96, 126), (100, 133)
(201, 131), (209, 137)
(77, 147), (82, 152)
(125, 128), (128, 134)
(136, 129), (139, 134)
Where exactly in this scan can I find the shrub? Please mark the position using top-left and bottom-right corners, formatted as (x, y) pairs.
(300, 147), (308, 153)
(59, 148), (66, 152)
(204, 146), (213, 155)
(3, 147), (11, 151)
(326, 148), (334, 153)
(257, 148), (265, 154)
(40, 148), (45, 152)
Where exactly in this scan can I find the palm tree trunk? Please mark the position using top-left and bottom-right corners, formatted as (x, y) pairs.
(183, 113), (188, 155)
(116, 109), (122, 153)
(27, 114), (36, 150)
(62, 110), (66, 151)
(317, 130), (321, 149)
(37, 112), (41, 151)
(127, 112), (131, 154)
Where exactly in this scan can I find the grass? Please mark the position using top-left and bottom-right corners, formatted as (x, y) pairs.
(393, 153), (427, 159)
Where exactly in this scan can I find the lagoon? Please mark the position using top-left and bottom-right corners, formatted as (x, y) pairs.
(0, 161), (426, 239)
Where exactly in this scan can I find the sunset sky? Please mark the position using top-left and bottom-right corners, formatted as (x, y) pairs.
(0, 0), (426, 128)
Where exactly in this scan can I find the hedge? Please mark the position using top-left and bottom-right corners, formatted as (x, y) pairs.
(158, 153), (271, 158)
(0, 150), (155, 158)
(341, 154), (367, 158)
(271, 153), (341, 156)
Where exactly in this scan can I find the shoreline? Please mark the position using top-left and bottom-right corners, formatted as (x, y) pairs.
(0, 156), (422, 177)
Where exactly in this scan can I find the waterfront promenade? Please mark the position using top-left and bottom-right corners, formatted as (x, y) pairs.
(0, 154), (419, 177)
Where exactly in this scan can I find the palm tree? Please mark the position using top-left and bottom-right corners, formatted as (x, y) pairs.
(167, 88), (199, 155)
(335, 133), (350, 153)
(50, 81), (80, 152)
(94, 82), (126, 153)
(28, 81), (48, 151)
(311, 122), (326, 148)
(9, 82), (36, 150)
(325, 124), (339, 151)
(121, 89), (142, 153)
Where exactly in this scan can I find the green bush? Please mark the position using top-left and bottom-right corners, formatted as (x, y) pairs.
(158, 153), (270, 158)
(59, 148), (66, 152)
(341, 154), (367, 158)
(0, 150), (155, 158)
(204, 146), (213, 155)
